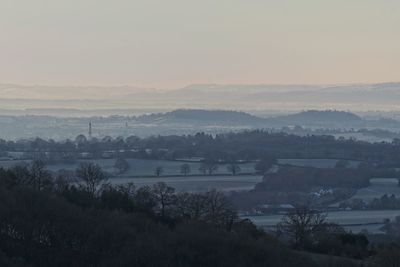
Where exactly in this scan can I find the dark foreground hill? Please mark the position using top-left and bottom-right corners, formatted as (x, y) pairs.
(0, 165), (351, 267)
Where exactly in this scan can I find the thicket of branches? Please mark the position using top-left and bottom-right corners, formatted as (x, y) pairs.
(0, 161), (321, 267)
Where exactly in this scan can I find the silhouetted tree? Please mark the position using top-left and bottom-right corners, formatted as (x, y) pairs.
(199, 161), (219, 175)
(76, 162), (107, 196)
(203, 189), (236, 229)
(227, 164), (241, 175)
(152, 182), (175, 218)
(28, 160), (52, 191)
(75, 134), (87, 144)
(154, 166), (164, 177)
(254, 157), (276, 174)
(278, 207), (327, 249)
(114, 158), (130, 174)
(180, 164), (191, 176)
(174, 192), (208, 220)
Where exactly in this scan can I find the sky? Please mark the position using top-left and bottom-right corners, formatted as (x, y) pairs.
(0, 0), (399, 89)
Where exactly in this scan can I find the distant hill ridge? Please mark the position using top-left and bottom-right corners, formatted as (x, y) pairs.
(136, 109), (264, 125)
(134, 109), (365, 126)
(2, 82), (400, 111)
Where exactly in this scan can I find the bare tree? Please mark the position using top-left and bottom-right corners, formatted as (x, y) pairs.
(114, 157), (130, 174)
(115, 182), (136, 196)
(154, 166), (164, 177)
(76, 162), (107, 196)
(29, 160), (52, 191)
(180, 163), (191, 176)
(203, 190), (236, 230)
(227, 164), (241, 175)
(254, 157), (276, 174)
(54, 169), (74, 192)
(199, 161), (219, 175)
(133, 186), (157, 212)
(175, 192), (208, 220)
(174, 190), (236, 230)
(152, 182), (175, 218)
(278, 207), (327, 249)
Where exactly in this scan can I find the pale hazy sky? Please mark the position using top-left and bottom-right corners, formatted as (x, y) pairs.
(1, 0), (399, 88)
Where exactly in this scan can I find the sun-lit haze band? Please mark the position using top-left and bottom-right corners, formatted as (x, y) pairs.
(0, 0), (399, 89)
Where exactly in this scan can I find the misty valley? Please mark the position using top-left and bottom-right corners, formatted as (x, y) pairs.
(2, 1), (400, 265)
(1, 109), (400, 142)
(1, 119), (400, 265)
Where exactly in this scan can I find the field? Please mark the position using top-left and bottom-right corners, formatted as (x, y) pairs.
(277, 178), (400, 233)
(244, 210), (400, 234)
(332, 132), (393, 143)
(0, 158), (360, 175)
(0, 158), (262, 192)
(0, 158), (364, 193)
(0, 158), (256, 176)
(350, 178), (400, 202)
(54, 159), (261, 192)
(110, 175), (263, 192)
(277, 158), (360, 168)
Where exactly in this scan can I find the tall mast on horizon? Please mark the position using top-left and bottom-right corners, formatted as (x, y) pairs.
(89, 121), (92, 139)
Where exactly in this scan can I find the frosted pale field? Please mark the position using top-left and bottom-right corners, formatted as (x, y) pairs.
(110, 175), (263, 192)
(244, 210), (400, 234)
(277, 158), (360, 168)
(0, 159), (256, 176)
(333, 133), (393, 143)
(350, 178), (400, 202)
(0, 159), (262, 192)
(0, 158), (360, 176)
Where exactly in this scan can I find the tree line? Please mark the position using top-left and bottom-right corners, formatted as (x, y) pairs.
(2, 130), (400, 165)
